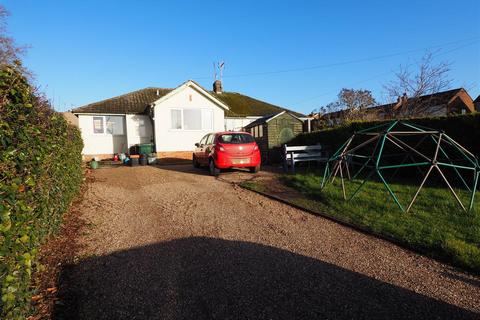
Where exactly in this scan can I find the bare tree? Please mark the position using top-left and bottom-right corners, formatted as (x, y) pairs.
(383, 52), (452, 118)
(0, 6), (27, 68)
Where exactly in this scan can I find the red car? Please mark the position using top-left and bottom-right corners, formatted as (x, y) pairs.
(193, 132), (261, 176)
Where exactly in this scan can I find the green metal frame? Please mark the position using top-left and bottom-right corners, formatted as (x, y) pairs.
(321, 120), (480, 213)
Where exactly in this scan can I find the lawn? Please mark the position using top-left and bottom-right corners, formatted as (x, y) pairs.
(244, 171), (480, 273)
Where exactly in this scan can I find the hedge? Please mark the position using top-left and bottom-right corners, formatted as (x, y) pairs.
(0, 65), (83, 319)
(290, 113), (480, 158)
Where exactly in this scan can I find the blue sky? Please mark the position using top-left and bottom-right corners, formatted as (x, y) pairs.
(3, 0), (480, 114)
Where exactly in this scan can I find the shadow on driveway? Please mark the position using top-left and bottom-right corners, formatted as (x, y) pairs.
(53, 237), (477, 320)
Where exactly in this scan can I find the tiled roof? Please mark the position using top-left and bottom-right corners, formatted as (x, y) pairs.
(72, 87), (173, 114)
(213, 92), (305, 118)
(73, 85), (305, 118)
(371, 88), (467, 113)
(323, 88), (471, 118)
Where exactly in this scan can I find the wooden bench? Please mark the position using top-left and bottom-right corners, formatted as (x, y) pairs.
(283, 144), (329, 173)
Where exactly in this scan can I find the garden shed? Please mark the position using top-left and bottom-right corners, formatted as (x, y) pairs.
(245, 111), (304, 163)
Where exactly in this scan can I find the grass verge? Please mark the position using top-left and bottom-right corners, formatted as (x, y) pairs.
(242, 173), (480, 273)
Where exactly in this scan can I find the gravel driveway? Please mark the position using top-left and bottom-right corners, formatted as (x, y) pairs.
(54, 165), (480, 319)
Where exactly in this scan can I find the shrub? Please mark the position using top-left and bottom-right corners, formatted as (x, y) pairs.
(291, 113), (480, 158)
(0, 64), (83, 319)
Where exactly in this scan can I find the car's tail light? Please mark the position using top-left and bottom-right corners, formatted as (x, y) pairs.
(216, 144), (225, 152)
(254, 144), (259, 151)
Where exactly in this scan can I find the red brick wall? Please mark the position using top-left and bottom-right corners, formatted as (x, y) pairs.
(83, 151), (192, 163)
(156, 151), (192, 160)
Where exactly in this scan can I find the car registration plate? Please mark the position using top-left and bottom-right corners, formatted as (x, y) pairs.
(232, 158), (250, 165)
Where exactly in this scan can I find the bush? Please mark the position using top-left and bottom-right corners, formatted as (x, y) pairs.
(291, 114), (480, 158)
(0, 65), (83, 319)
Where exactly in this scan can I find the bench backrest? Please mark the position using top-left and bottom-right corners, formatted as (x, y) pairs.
(284, 145), (322, 152)
(283, 144), (328, 160)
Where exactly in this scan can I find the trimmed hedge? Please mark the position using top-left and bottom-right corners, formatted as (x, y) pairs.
(0, 65), (83, 319)
(290, 113), (480, 158)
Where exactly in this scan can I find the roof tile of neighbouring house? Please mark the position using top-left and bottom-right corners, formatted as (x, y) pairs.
(72, 86), (305, 117)
(377, 88), (469, 111)
(322, 88), (472, 119)
(474, 95), (480, 111)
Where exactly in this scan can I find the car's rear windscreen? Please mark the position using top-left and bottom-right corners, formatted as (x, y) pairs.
(218, 133), (255, 144)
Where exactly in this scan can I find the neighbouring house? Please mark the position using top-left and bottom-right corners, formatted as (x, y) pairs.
(61, 111), (79, 127)
(244, 111), (304, 163)
(317, 88), (476, 128)
(71, 80), (306, 160)
(474, 95), (480, 112)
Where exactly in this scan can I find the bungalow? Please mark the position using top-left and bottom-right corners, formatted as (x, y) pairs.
(72, 80), (305, 160)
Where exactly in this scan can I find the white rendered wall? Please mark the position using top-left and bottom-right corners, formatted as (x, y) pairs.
(153, 86), (225, 152)
(77, 114), (127, 155)
(125, 114), (153, 148)
(224, 117), (261, 131)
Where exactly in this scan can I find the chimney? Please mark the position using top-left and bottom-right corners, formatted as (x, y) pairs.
(213, 80), (223, 94)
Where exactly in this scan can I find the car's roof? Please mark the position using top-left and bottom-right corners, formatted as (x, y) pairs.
(214, 131), (251, 135)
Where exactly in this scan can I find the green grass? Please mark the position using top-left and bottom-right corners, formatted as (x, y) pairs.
(264, 173), (480, 273)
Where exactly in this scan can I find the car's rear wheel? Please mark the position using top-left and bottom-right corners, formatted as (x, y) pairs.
(192, 155), (200, 168)
(249, 165), (260, 173)
(209, 159), (220, 176)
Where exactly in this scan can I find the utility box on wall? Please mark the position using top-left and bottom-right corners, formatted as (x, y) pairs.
(245, 111), (304, 163)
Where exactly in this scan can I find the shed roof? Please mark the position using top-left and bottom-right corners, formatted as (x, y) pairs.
(244, 111), (303, 128)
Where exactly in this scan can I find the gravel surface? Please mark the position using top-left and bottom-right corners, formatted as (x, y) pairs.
(54, 165), (480, 319)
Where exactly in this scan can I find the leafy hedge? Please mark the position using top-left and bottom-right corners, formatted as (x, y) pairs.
(290, 113), (480, 158)
(0, 65), (83, 319)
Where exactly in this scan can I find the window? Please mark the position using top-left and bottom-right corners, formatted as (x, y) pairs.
(136, 118), (146, 136)
(199, 134), (209, 145)
(93, 117), (104, 134)
(183, 109), (202, 130)
(106, 116), (124, 135)
(202, 109), (213, 130)
(206, 134), (215, 145)
(170, 109), (182, 129)
(258, 125), (263, 137)
(218, 133), (255, 144)
(93, 116), (125, 135)
(170, 108), (214, 130)
(253, 126), (257, 137)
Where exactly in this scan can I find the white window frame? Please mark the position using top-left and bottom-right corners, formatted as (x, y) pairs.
(92, 115), (125, 136)
(169, 108), (214, 131)
(93, 116), (105, 134)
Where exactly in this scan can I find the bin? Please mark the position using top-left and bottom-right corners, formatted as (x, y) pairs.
(138, 143), (154, 155)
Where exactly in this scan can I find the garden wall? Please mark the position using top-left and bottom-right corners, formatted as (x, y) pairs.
(0, 65), (84, 319)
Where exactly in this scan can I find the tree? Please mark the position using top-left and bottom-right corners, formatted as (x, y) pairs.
(337, 88), (376, 114)
(0, 6), (27, 69)
(383, 52), (452, 118)
(309, 89), (376, 130)
(327, 88), (377, 123)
